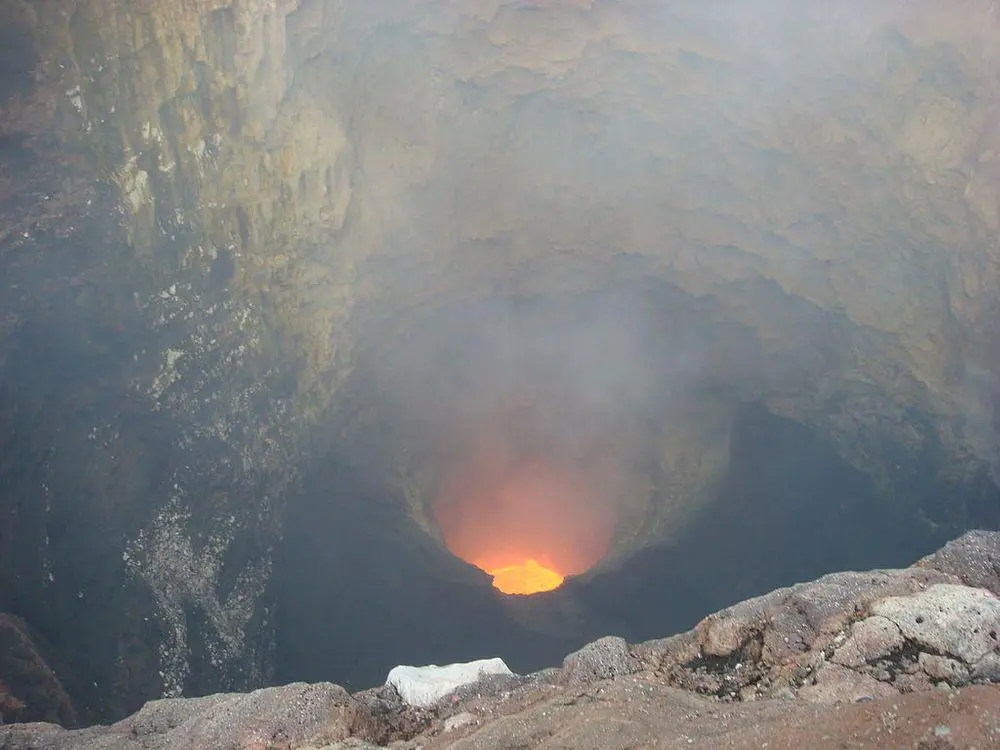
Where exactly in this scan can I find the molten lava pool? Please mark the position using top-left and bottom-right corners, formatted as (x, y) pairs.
(488, 559), (564, 595)
(434, 453), (615, 595)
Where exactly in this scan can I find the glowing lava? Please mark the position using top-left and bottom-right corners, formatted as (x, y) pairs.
(434, 441), (616, 596)
(488, 559), (564, 595)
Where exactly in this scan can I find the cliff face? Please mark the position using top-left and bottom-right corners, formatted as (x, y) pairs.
(3, 0), (1000, 723)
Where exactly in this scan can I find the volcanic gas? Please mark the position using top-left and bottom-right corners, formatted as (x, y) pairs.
(433, 434), (616, 595)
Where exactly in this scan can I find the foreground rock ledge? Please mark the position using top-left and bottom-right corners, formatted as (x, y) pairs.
(5, 531), (1000, 749)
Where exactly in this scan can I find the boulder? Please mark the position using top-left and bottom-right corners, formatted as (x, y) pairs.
(386, 659), (513, 709)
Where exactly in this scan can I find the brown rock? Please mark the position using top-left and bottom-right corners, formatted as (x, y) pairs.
(412, 679), (1000, 750)
(700, 612), (764, 658)
(798, 663), (899, 705)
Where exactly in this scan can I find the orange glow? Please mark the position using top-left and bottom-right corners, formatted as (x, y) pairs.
(434, 433), (616, 596)
(488, 559), (564, 595)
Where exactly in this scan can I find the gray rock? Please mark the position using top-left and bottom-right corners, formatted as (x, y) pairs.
(443, 711), (477, 731)
(0, 724), (130, 750)
(920, 531), (1000, 596)
(832, 616), (904, 668)
(972, 651), (1000, 681)
(918, 653), (970, 686)
(871, 584), (1000, 664)
(450, 671), (530, 703)
(0, 682), (357, 750)
(562, 636), (637, 684)
(309, 741), (386, 750)
(121, 682), (355, 748)
(798, 663), (898, 705)
(120, 693), (231, 737)
(692, 568), (956, 667)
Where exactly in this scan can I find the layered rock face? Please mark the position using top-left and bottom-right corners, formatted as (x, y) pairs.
(3, 0), (1000, 725)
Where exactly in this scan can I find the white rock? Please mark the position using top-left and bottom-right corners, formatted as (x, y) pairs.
(871, 584), (1000, 664)
(386, 658), (512, 708)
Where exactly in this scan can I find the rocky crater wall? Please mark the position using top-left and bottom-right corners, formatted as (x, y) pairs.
(2, 0), (1000, 724)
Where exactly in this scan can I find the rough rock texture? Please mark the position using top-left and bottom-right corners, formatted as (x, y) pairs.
(872, 584), (1000, 665)
(918, 529), (1000, 593)
(634, 571), (1000, 705)
(16, 0), (1000, 485)
(0, 0), (303, 721)
(4, 0), (1000, 726)
(832, 615), (904, 669)
(386, 659), (513, 709)
(0, 615), (75, 727)
(0, 682), (360, 749)
(4, 531), (1000, 748)
(401, 682), (1000, 750)
(559, 636), (636, 685)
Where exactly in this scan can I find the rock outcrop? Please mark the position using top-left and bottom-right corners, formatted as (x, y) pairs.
(4, 531), (1000, 748)
(638, 531), (1000, 704)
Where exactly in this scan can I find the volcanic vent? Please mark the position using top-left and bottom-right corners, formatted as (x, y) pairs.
(432, 406), (619, 595)
(343, 288), (737, 598)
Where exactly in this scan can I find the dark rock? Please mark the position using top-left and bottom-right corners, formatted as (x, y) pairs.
(0, 17), (37, 103)
(0, 677), (26, 724)
(0, 614), (77, 727)
(560, 636), (637, 685)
